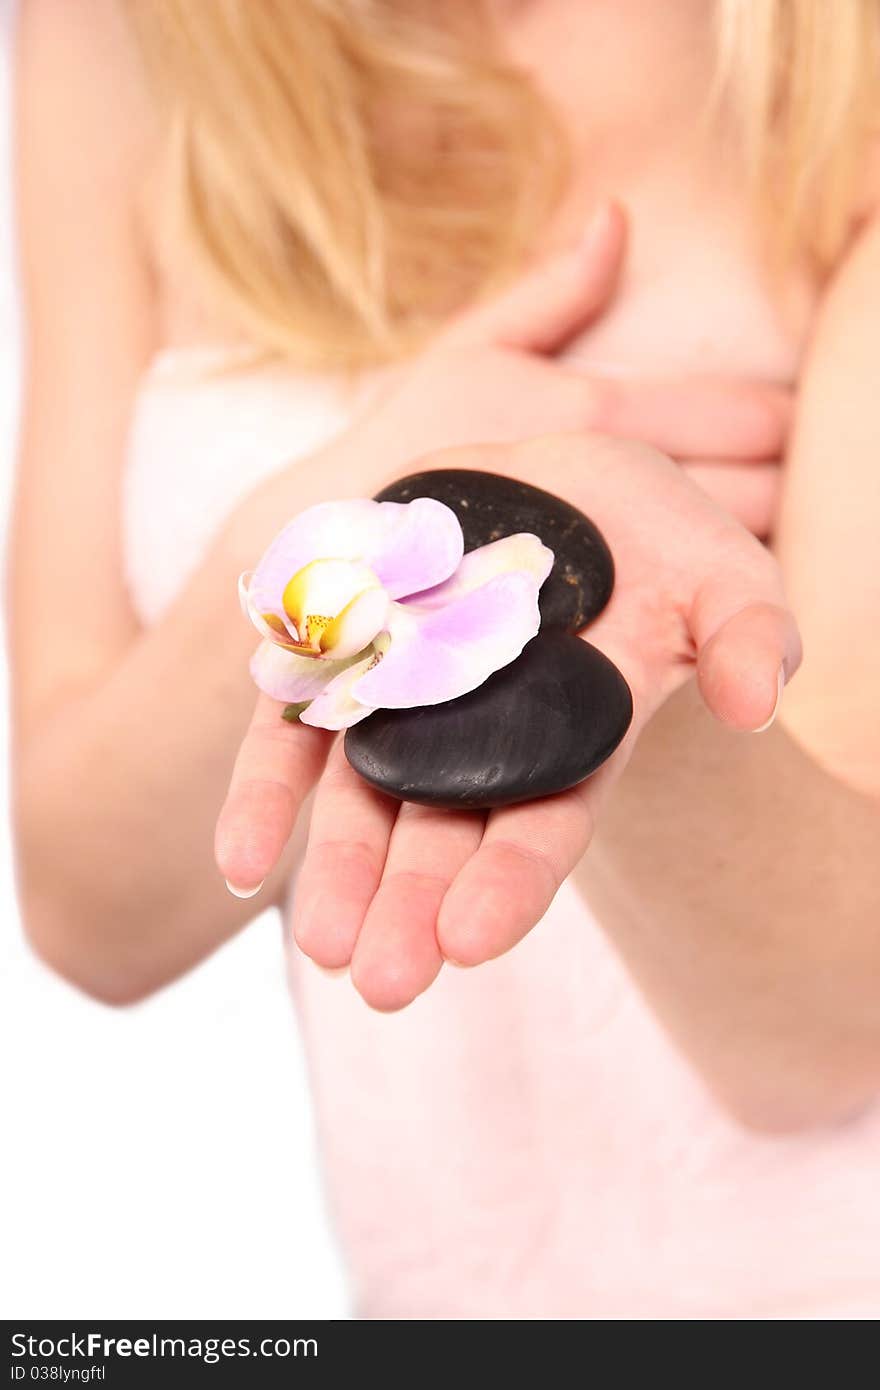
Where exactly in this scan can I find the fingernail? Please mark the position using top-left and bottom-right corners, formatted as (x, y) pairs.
(225, 878), (264, 899)
(754, 666), (785, 733)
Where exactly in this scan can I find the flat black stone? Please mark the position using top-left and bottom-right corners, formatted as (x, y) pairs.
(344, 631), (633, 810)
(374, 469), (614, 632)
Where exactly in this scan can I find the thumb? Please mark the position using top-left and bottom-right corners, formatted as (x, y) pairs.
(449, 201), (627, 353)
(694, 588), (802, 733)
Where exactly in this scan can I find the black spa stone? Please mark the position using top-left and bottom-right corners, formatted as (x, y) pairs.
(374, 469), (614, 632)
(344, 632), (633, 810)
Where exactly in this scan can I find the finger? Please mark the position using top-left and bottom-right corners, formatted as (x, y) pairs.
(351, 802), (485, 1011)
(681, 460), (781, 538)
(437, 771), (612, 968)
(448, 201), (627, 353)
(292, 738), (398, 969)
(583, 375), (792, 460)
(691, 555), (803, 731)
(215, 694), (330, 896)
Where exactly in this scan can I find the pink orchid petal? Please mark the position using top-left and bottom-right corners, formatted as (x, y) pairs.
(250, 640), (353, 704)
(238, 571), (254, 619)
(299, 649), (380, 731)
(249, 498), (463, 614)
(240, 572), (301, 645)
(239, 571), (274, 640)
(249, 500), (381, 618)
(404, 534), (553, 611)
(365, 497), (464, 599)
(352, 571), (541, 709)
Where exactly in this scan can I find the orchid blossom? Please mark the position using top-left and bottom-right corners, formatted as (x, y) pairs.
(239, 497), (553, 730)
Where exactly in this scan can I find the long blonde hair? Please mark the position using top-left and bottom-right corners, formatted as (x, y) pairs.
(129, 0), (880, 370)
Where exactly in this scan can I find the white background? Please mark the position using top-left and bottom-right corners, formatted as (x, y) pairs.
(0, 6), (349, 1318)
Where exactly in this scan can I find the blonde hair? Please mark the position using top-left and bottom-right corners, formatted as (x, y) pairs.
(716, 0), (880, 266)
(129, 0), (880, 370)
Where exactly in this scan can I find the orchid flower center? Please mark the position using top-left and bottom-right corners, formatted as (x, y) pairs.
(278, 558), (388, 660)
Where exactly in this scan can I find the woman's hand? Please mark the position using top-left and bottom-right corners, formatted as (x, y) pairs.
(216, 433), (801, 1010)
(225, 204), (789, 573)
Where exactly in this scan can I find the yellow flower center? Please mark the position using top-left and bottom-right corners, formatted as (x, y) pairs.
(279, 558), (385, 659)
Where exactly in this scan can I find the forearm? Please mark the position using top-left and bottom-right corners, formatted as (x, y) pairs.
(12, 422), (583, 1000)
(13, 417), (392, 1000)
(14, 527), (293, 1001)
(578, 680), (880, 1132)
(569, 218), (880, 1132)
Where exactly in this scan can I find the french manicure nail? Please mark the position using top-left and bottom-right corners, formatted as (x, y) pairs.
(754, 666), (785, 733)
(226, 878), (264, 899)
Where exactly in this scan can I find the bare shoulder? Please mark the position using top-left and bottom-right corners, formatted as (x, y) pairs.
(16, 0), (158, 232)
(16, 0), (153, 116)
(12, 2), (166, 726)
(15, 0), (162, 363)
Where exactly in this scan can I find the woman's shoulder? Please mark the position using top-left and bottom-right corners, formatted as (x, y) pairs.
(17, 0), (158, 183)
(16, 0), (229, 347)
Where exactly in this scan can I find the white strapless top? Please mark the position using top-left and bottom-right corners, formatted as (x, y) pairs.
(124, 347), (880, 1320)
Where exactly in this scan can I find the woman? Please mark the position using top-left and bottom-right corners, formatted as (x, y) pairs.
(11, 0), (880, 1318)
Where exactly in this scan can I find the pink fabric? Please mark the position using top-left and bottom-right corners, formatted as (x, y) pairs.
(287, 883), (880, 1320)
(125, 351), (880, 1320)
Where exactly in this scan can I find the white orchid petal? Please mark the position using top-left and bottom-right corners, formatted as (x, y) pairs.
(321, 586), (389, 659)
(299, 648), (381, 730)
(281, 558), (381, 627)
(250, 640), (353, 704)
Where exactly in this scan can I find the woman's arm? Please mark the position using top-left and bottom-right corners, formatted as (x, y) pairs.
(218, 432), (802, 1023)
(579, 215), (880, 1134)
(16, 16), (780, 1011)
(9, 24), (619, 1008)
(9, 0), (321, 1002)
(216, 218), (880, 1136)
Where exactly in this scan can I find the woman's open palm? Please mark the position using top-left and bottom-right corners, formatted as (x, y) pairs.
(216, 433), (800, 1010)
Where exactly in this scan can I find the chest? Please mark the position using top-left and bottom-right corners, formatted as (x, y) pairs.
(151, 5), (818, 381)
(504, 0), (817, 382)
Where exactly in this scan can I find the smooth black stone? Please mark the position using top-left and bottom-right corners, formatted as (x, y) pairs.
(344, 631), (633, 810)
(374, 469), (614, 632)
